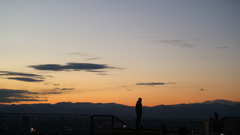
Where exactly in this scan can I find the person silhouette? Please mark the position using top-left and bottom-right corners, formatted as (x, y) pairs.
(135, 98), (142, 129)
(210, 112), (223, 134)
(160, 124), (167, 134)
(214, 112), (219, 120)
(177, 126), (188, 135)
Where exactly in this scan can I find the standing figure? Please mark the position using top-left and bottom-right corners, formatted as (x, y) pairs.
(135, 98), (142, 129)
(177, 126), (188, 135)
(160, 124), (167, 134)
(213, 112), (219, 120)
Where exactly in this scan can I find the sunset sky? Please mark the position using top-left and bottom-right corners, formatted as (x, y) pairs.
(1, 0), (240, 106)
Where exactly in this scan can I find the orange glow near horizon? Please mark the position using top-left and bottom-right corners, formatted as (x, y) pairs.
(2, 81), (240, 107)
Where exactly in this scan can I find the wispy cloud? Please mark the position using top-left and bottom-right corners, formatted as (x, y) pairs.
(29, 62), (119, 72)
(0, 88), (67, 103)
(53, 88), (75, 91)
(69, 52), (102, 61)
(96, 73), (108, 75)
(0, 71), (43, 78)
(69, 52), (88, 56)
(60, 88), (74, 91)
(84, 57), (101, 61)
(42, 91), (62, 94)
(7, 77), (44, 82)
(0, 89), (47, 103)
(199, 88), (208, 91)
(0, 71), (47, 82)
(136, 82), (176, 86)
(155, 39), (194, 48)
(119, 85), (135, 91)
(216, 46), (228, 49)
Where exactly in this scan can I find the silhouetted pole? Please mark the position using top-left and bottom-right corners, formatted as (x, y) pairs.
(90, 115), (93, 135)
(111, 116), (114, 129)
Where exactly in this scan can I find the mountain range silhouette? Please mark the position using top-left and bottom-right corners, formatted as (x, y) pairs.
(1, 99), (239, 120)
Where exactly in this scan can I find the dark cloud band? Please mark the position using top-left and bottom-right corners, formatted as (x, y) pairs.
(0, 71), (46, 82)
(29, 62), (117, 72)
(0, 89), (47, 103)
(53, 88), (75, 91)
(136, 82), (176, 86)
(7, 77), (44, 82)
(0, 88), (65, 103)
(0, 71), (43, 78)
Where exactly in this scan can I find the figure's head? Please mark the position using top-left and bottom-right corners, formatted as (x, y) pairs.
(214, 112), (219, 119)
(138, 98), (142, 102)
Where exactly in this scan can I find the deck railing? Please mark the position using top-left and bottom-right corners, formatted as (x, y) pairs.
(0, 113), (130, 135)
(1, 113), (238, 135)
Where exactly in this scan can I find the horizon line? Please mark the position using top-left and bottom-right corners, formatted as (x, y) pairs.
(1, 99), (239, 107)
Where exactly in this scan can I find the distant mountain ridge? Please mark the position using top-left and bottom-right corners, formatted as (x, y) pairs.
(201, 99), (240, 105)
(0, 99), (239, 120)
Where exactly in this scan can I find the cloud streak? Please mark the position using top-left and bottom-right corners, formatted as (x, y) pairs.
(84, 57), (101, 61)
(53, 88), (75, 91)
(42, 92), (62, 94)
(0, 71), (43, 77)
(0, 88), (65, 103)
(69, 52), (102, 61)
(69, 52), (88, 56)
(199, 88), (208, 91)
(60, 88), (75, 91)
(0, 89), (47, 103)
(0, 71), (48, 82)
(7, 77), (44, 82)
(216, 46), (228, 49)
(155, 39), (194, 48)
(29, 62), (119, 72)
(136, 82), (176, 86)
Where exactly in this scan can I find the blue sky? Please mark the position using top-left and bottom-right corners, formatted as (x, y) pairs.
(0, 0), (240, 106)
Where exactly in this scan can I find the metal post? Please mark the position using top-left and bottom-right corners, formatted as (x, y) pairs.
(90, 115), (93, 135)
(111, 115), (114, 129)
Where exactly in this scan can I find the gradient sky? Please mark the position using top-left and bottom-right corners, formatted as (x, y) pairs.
(1, 0), (240, 106)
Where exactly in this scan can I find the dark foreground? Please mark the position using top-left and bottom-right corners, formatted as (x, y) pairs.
(0, 113), (239, 135)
